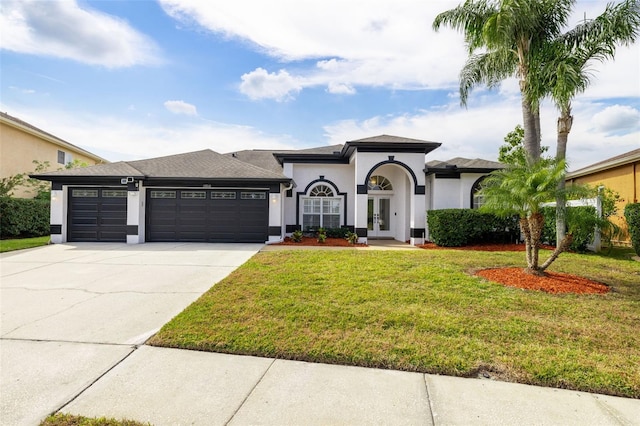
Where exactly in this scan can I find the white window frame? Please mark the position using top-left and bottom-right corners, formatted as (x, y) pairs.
(300, 184), (343, 230)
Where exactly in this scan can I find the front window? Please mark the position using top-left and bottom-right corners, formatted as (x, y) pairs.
(302, 184), (341, 230)
(471, 177), (486, 209)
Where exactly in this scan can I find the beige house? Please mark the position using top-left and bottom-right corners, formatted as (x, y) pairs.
(567, 148), (640, 245)
(0, 112), (107, 198)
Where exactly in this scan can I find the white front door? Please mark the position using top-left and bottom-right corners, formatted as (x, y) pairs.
(367, 196), (393, 238)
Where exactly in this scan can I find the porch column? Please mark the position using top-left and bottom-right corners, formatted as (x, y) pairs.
(126, 182), (142, 244)
(354, 189), (368, 244)
(409, 189), (426, 245)
(268, 191), (283, 243)
(50, 185), (66, 244)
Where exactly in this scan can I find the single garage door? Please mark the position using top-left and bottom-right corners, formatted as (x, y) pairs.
(68, 187), (128, 242)
(146, 189), (269, 243)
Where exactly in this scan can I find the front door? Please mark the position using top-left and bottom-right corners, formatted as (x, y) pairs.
(368, 196), (393, 238)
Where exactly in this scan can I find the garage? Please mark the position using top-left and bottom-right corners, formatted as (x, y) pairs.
(146, 188), (269, 243)
(68, 187), (128, 242)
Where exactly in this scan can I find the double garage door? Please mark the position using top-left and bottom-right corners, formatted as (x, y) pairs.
(146, 188), (269, 243)
(68, 187), (269, 243)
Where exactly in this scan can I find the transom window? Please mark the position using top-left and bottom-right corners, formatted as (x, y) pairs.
(368, 175), (393, 191)
(310, 184), (334, 197)
(302, 183), (341, 230)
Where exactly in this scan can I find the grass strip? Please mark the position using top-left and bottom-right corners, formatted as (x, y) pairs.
(0, 236), (50, 253)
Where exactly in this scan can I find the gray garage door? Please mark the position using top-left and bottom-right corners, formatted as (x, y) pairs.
(68, 187), (128, 242)
(146, 189), (269, 243)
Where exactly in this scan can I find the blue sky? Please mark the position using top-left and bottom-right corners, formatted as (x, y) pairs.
(1, 0), (638, 170)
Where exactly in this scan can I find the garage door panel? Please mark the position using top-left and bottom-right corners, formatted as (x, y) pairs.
(147, 189), (268, 243)
(68, 187), (127, 242)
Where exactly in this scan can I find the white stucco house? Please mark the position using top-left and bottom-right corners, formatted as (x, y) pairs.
(33, 135), (503, 245)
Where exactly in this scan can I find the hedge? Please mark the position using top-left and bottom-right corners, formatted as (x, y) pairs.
(0, 197), (50, 238)
(426, 209), (519, 247)
(624, 203), (640, 256)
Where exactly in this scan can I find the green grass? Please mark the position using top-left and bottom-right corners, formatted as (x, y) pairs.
(0, 236), (49, 252)
(150, 248), (640, 398)
(40, 413), (149, 426)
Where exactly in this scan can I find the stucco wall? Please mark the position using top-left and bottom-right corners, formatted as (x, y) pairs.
(567, 162), (639, 244)
(285, 163), (355, 229)
(0, 121), (103, 198)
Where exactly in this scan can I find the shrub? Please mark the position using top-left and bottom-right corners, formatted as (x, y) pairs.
(624, 203), (640, 256)
(325, 227), (350, 238)
(540, 205), (598, 252)
(0, 197), (50, 238)
(291, 229), (303, 242)
(317, 227), (327, 243)
(345, 231), (359, 244)
(427, 209), (519, 247)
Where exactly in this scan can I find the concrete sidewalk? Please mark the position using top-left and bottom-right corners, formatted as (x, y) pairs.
(60, 345), (639, 426)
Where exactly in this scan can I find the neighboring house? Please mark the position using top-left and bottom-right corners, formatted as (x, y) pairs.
(32, 135), (503, 245)
(0, 112), (107, 198)
(566, 148), (640, 245)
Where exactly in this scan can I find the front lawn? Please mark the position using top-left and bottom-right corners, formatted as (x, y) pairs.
(149, 249), (640, 398)
(0, 236), (49, 253)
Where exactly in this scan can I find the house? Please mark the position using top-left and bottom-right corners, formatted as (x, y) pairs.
(0, 112), (107, 198)
(32, 135), (503, 245)
(566, 148), (640, 245)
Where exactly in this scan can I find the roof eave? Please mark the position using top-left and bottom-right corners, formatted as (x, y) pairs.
(1, 114), (109, 164)
(567, 153), (640, 179)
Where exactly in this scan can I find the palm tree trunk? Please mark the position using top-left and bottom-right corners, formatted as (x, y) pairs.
(555, 107), (572, 245)
(521, 95), (540, 165)
(523, 213), (545, 275)
(540, 233), (573, 271)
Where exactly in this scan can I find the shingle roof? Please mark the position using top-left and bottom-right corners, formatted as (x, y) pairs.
(348, 134), (438, 144)
(426, 157), (504, 170)
(229, 144), (344, 172)
(34, 149), (288, 180)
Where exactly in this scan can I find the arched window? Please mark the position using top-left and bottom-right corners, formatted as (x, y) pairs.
(368, 175), (393, 191)
(302, 183), (341, 230)
(471, 177), (486, 209)
(310, 184), (334, 197)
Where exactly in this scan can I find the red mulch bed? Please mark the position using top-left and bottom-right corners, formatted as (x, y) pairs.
(419, 242), (607, 295)
(275, 237), (367, 247)
(476, 267), (609, 295)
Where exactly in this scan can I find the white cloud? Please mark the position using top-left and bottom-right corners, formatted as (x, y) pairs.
(323, 97), (640, 171)
(591, 105), (640, 134)
(327, 82), (356, 95)
(239, 68), (302, 101)
(1, 105), (302, 162)
(164, 100), (198, 116)
(0, 0), (161, 68)
(158, 0), (638, 102)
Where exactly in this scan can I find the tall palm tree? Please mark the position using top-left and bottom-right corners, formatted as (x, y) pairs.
(479, 159), (574, 275)
(534, 0), (640, 242)
(433, 0), (575, 165)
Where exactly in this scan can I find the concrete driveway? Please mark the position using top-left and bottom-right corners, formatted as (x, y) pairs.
(0, 242), (262, 426)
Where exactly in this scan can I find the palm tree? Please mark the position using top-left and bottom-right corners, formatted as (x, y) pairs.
(433, 0), (575, 165)
(479, 159), (574, 275)
(537, 0), (640, 243)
